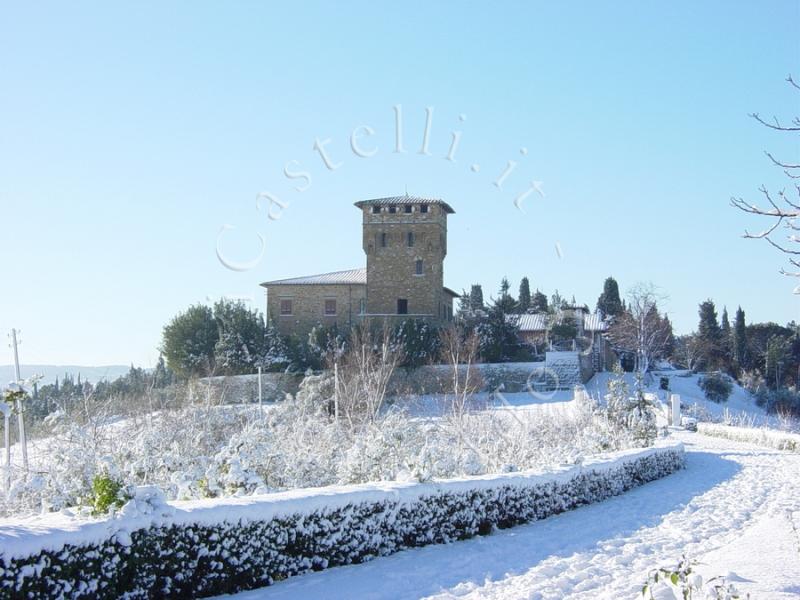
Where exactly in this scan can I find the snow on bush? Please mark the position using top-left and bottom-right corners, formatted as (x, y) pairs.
(697, 422), (800, 452)
(0, 443), (684, 599)
(1, 372), (648, 519)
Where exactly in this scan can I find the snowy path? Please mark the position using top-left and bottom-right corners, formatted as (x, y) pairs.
(218, 432), (800, 599)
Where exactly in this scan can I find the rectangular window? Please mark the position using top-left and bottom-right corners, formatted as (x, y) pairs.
(280, 299), (293, 316)
(420, 204), (429, 213)
(404, 205), (412, 213)
(380, 232), (387, 247)
(397, 299), (408, 315)
(372, 206), (381, 214)
(324, 299), (336, 316)
(407, 231), (415, 247)
(415, 259), (423, 275)
(389, 206), (397, 213)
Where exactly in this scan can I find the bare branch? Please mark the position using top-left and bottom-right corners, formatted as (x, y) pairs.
(751, 112), (800, 131)
(765, 152), (800, 170)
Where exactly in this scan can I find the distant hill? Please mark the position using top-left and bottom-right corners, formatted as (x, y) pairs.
(0, 365), (133, 386)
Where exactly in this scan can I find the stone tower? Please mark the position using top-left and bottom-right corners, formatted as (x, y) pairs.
(354, 196), (456, 322)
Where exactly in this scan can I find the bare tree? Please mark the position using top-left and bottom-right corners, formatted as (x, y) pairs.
(731, 75), (800, 285)
(438, 324), (483, 426)
(607, 283), (672, 375)
(674, 334), (703, 372)
(332, 322), (404, 427)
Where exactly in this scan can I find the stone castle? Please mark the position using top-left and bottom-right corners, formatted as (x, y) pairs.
(261, 196), (459, 336)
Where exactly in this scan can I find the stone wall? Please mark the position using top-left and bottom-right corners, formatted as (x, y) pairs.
(266, 283), (366, 337)
(195, 373), (303, 403)
(200, 362), (551, 403)
(362, 203), (450, 321)
(388, 361), (550, 395)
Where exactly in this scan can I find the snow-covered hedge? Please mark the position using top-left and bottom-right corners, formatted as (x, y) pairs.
(0, 443), (684, 599)
(697, 423), (800, 452)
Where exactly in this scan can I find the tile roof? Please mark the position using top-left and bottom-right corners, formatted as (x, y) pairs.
(354, 196), (455, 214)
(261, 268), (366, 286)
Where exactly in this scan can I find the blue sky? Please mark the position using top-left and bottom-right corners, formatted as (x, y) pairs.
(0, 1), (798, 367)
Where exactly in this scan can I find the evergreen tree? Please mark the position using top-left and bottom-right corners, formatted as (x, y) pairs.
(261, 323), (291, 371)
(733, 306), (748, 373)
(697, 299), (722, 370)
(531, 289), (548, 313)
(662, 315), (675, 359)
(496, 277), (518, 313)
(161, 304), (219, 378)
(550, 289), (566, 312)
(212, 299), (271, 375)
(765, 335), (790, 390)
(518, 277), (531, 313)
(597, 277), (623, 318)
(153, 354), (174, 388)
(458, 289), (471, 315)
(720, 307), (733, 372)
(468, 284), (485, 312)
(476, 283), (520, 362)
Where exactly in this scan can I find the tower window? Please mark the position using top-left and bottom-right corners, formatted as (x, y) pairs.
(420, 204), (429, 213)
(280, 299), (293, 316)
(380, 232), (387, 247)
(397, 299), (408, 315)
(389, 206), (397, 213)
(404, 205), (412, 213)
(415, 259), (423, 275)
(372, 206), (381, 214)
(407, 231), (415, 247)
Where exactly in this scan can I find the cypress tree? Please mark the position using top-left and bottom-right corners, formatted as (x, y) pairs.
(518, 277), (531, 313)
(531, 289), (548, 313)
(720, 307), (733, 372)
(697, 300), (722, 370)
(469, 284), (484, 312)
(597, 277), (623, 318)
(733, 306), (748, 372)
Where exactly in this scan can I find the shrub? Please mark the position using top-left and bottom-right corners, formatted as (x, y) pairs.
(3, 446), (684, 599)
(698, 372), (733, 403)
(642, 554), (746, 599)
(90, 474), (128, 515)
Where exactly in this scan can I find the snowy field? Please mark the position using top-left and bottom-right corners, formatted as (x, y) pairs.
(586, 369), (771, 424)
(217, 430), (800, 600)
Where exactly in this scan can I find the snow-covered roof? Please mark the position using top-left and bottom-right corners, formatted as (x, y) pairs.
(512, 312), (608, 332)
(583, 313), (608, 332)
(261, 268), (367, 286)
(354, 196), (455, 214)
(516, 313), (549, 331)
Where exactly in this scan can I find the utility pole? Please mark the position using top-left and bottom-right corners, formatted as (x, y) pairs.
(257, 366), (263, 410)
(10, 329), (28, 471)
(333, 361), (339, 421)
(2, 400), (9, 495)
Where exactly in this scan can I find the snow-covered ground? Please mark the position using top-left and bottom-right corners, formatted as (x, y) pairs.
(216, 430), (800, 600)
(585, 369), (770, 424)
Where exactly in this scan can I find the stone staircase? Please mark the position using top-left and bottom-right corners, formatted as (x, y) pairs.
(527, 351), (583, 391)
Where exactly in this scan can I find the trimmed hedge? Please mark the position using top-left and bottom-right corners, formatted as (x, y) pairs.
(0, 445), (684, 599)
(698, 423), (800, 452)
